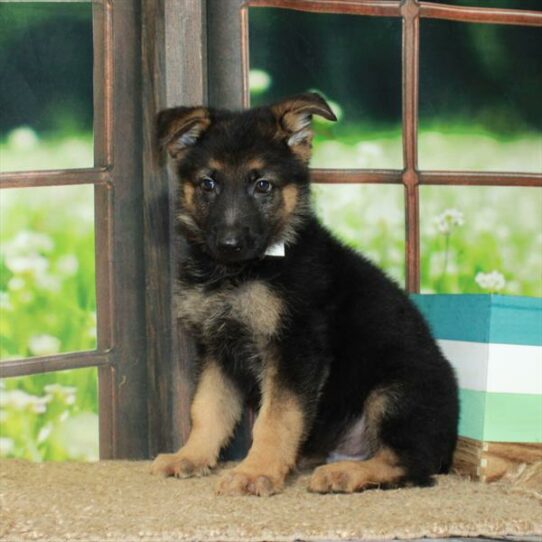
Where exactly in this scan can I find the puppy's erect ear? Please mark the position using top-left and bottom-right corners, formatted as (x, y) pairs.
(156, 106), (211, 159)
(270, 93), (337, 162)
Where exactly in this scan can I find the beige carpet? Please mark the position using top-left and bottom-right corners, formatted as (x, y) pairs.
(1, 460), (540, 542)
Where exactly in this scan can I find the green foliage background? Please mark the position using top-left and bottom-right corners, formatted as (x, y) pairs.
(0, 185), (98, 461)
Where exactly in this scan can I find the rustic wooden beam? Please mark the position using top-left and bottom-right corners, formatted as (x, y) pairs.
(208, 0), (245, 110)
(244, 0), (401, 17)
(420, 1), (542, 27)
(106, 0), (149, 459)
(310, 169), (403, 184)
(401, 0), (421, 293)
(420, 171), (542, 187)
(0, 351), (112, 379)
(142, 0), (207, 457)
(0, 168), (110, 189)
(92, 0), (115, 460)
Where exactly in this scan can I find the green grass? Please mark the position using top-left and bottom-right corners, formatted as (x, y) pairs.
(0, 169), (98, 462)
(0, 185), (97, 359)
(312, 121), (542, 172)
(0, 128), (93, 172)
(0, 126), (540, 462)
(0, 369), (98, 461)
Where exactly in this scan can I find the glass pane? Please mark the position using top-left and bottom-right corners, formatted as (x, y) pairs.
(249, 9), (403, 169)
(0, 185), (96, 360)
(0, 368), (98, 461)
(420, 186), (542, 297)
(313, 185), (405, 285)
(0, 2), (94, 172)
(419, 20), (542, 172)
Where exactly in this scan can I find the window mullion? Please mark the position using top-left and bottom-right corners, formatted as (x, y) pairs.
(402, 0), (421, 292)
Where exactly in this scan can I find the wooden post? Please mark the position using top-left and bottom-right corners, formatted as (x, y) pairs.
(142, 0), (207, 457)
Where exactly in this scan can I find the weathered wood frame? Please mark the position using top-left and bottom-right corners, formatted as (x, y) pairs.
(240, 0), (542, 292)
(0, 0), (210, 460)
(141, 0), (207, 456)
(0, 0), (150, 459)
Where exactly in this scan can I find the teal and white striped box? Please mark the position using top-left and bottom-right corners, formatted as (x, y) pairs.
(412, 294), (542, 444)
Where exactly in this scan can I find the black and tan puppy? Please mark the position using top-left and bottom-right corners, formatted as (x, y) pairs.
(151, 93), (459, 496)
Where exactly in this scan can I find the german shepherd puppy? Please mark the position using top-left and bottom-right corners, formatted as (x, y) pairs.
(151, 93), (459, 496)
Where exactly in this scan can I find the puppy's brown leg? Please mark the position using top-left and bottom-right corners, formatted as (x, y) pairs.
(216, 365), (304, 496)
(151, 360), (242, 478)
(308, 448), (405, 493)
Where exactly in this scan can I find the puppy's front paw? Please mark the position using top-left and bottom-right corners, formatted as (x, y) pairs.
(215, 470), (283, 496)
(150, 453), (213, 479)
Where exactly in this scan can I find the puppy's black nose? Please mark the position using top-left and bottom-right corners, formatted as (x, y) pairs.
(217, 232), (243, 254)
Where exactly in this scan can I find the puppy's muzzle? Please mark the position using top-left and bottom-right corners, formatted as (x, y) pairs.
(211, 226), (259, 263)
(217, 230), (243, 257)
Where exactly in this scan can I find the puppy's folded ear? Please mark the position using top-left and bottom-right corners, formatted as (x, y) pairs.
(270, 93), (337, 162)
(156, 106), (211, 159)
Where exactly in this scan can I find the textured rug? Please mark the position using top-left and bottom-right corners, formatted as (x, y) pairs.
(1, 460), (540, 541)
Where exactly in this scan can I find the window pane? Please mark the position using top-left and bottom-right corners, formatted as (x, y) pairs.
(249, 9), (403, 169)
(420, 186), (542, 297)
(0, 185), (96, 360)
(313, 185), (405, 285)
(419, 20), (542, 172)
(0, 2), (94, 172)
(0, 368), (98, 461)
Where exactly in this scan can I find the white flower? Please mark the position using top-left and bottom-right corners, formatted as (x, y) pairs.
(475, 270), (506, 292)
(3, 231), (54, 257)
(0, 437), (14, 455)
(44, 384), (77, 406)
(7, 126), (39, 150)
(7, 277), (25, 291)
(433, 209), (464, 235)
(56, 254), (79, 276)
(19, 291), (34, 304)
(28, 334), (61, 357)
(0, 389), (49, 413)
(0, 291), (12, 310)
(37, 424), (52, 444)
(495, 225), (510, 241)
(249, 69), (271, 94)
(35, 273), (61, 292)
(4, 254), (49, 275)
(387, 247), (403, 264)
(356, 142), (383, 161)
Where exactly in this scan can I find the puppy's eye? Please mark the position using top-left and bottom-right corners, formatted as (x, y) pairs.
(200, 177), (216, 192)
(255, 179), (272, 194)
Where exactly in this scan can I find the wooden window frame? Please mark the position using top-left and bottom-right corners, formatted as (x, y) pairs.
(240, 0), (542, 292)
(0, 0), (149, 459)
